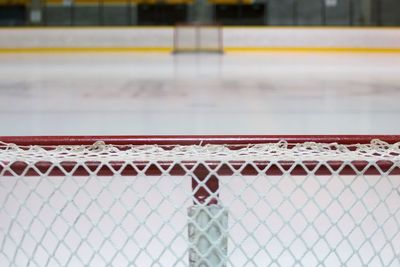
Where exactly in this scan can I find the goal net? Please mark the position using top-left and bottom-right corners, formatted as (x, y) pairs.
(173, 24), (223, 54)
(1, 136), (399, 267)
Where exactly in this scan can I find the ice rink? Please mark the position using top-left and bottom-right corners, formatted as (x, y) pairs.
(1, 51), (400, 266)
(1, 52), (400, 135)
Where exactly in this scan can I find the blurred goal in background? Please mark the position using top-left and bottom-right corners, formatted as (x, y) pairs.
(173, 24), (223, 54)
(0, 135), (399, 267)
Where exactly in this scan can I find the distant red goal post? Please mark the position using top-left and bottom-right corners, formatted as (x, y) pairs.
(173, 23), (224, 54)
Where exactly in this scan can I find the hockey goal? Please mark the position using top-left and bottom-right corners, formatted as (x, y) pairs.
(173, 24), (223, 54)
(1, 135), (400, 267)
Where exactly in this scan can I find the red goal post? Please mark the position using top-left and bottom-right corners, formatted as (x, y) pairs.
(173, 23), (224, 54)
(2, 135), (400, 176)
(1, 135), (400, 267)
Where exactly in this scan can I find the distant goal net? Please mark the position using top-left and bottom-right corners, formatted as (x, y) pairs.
(1, 136), (400, 267)
(173, 24), (223, 54)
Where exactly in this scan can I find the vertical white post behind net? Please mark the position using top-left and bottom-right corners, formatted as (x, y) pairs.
(0, 137), (399, 266)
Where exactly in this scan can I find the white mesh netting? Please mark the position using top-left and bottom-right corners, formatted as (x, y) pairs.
(1, 139), (400, 266)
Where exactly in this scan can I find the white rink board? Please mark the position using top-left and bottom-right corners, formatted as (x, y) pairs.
(0, 27), (400, 49)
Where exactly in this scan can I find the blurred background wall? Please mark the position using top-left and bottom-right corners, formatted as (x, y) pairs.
(0, 0), (399, 26)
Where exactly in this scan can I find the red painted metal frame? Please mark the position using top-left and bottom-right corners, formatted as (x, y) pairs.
(1, 135), (400, 147)
(1, 136), (400, 205)
(173, 23), (223, 54)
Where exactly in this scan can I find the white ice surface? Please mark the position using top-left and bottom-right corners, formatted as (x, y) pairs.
(1, 53), (400, 135)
